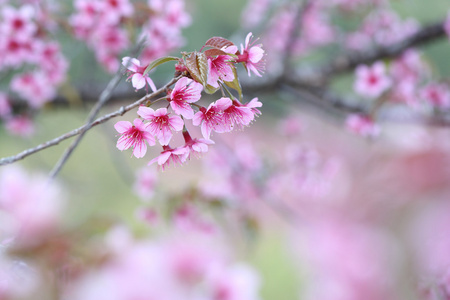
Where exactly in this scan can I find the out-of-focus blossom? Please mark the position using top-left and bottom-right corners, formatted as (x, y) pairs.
(133, 167), (158, 201)
(354, 61), (391, 99)
(114, 118), (155, 158)
(420, 83), (450, 109)
(297, 218), (398, 300)
(68, 230), (261, 300)
(0, 165), (65, 246)
(241, 0), (272, 29)
(5, 115), (35, 137)
(346, 114), (380, 137)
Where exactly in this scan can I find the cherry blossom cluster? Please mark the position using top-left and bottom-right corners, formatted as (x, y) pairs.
(70, 0), (191, 73)
(348, 49), (450, 137)
(0, 3), (68, 135)
(0, 165), (65, 298)
(68, 228), (261, 300)
(115, 33), (265, 170)
(0, 165), (262, 299)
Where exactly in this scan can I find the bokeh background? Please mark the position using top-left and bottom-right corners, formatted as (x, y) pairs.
(1, 0), (450, 299)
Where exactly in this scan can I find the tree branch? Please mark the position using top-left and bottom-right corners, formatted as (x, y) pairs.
(0, 76), (181, 166)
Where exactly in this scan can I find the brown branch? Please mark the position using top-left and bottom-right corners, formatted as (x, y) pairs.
(0, 76), (181, 166)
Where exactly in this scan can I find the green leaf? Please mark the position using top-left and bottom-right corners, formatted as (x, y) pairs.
(144, 56), (179, 75)
(185, 51), (208, 87)
(224, 66), (242, 100)
(204, 84), (219, 94)
(204, 37), (235, 50)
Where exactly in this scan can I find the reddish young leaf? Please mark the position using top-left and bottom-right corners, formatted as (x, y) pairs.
(185, 51), (208, 87)
(204, 37), (235, 50)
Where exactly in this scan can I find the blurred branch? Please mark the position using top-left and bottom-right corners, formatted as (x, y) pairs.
(313, 20), (446, 83)
(0, 76), (181, 166)
(281, 0), (312, 74)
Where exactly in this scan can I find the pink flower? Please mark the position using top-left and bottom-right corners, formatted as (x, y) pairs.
(193, 98), (232, 139)
(133, 167), (158, 201)
(149, 146), (189, 170)
(168, 77), (203, 119)
(114, 118), (155, 158)
(122, 57), (157, 92)
(137, 107), (184, 145)
(1, 5), (36, 39)
(237, 32), (265, 77)
(420, 83), (450, 109)
(182, 131), (214, 159)
(222, 99), (256, 131)
(5, 115), (35, 137)
(354, 61), (391, 98)
(0, 165), (65, 246)
(207, 55), (235, 88)
(346, 114), (380, 137)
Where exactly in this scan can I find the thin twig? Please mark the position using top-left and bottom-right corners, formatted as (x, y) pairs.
(0, 77), (181, 167)
(48, 40), (148, 179)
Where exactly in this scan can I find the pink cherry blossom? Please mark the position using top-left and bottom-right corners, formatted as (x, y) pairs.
(182, 130), (214, 159)
(237, 32), (265, 77)
(222, 99), (256, 131)
(207, 55), (235, 88)
(114, 118), (155, 158)
(122, 56), (156, 91)
(137, 106), (184, 145)
(100, 0), (134, 24)
(5, 115), (35, 137)
(346, 114), (380, 137)
(149, 145), (189, 170)
(168, 77), (203, 119)
(10, 72), (55, 109)
(1, 5), (36, 39)
(133, 167), (158, 201)
(0, 165), (65, 246)
(420, 83), (450, 109)
(122, 56), (157, 92)
(193, 98), (232, 139)
(354, 61), (391, 99)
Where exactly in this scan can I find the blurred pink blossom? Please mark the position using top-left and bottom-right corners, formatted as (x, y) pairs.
(354, 61), (391, 98)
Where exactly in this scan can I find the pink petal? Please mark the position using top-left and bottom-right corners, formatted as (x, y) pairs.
(132, 74), (146, 90)
(169, 115), (184, 131)
(133, 141), (147, 158)
(116, 135), (131, 151)
(146, 76), (157, 92)
(114, 121), (131, 133)
(192, 111), (203, 126)
(137, 106), (155, 120)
